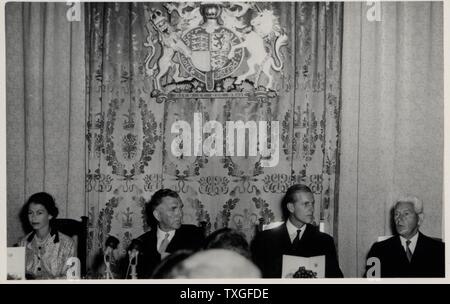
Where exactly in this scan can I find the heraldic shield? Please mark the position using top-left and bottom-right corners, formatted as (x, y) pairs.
(180, 26), (244, 91)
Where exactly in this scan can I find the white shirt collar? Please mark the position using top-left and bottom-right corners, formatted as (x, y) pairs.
(400, 231), (419, 254)
(156, 226), (176, 248)
(286, 219), (307, 243)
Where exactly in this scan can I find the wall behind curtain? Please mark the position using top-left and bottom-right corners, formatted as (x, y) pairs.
(85, 2), (342, 272)
(339, 2), (443, 277)
(6, 2), (86, 245)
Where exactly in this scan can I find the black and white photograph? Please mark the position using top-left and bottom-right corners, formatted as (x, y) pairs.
(2, 0), (447, 281)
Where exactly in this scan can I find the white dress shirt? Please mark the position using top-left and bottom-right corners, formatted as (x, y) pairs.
(400, 231), (419, 255)
(156, 227), (176, 250)
(286, 219), (307, 243)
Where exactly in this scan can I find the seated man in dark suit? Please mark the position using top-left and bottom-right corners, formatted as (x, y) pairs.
(365, 196), (445, 278)
(251, 184), (343, 278)
(127, 189), (205, 278)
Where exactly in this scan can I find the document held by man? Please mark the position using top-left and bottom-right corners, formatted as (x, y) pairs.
(282, 255), (325, 278)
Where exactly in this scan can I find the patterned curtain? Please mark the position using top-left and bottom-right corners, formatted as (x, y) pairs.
(85, 2), (342, 274)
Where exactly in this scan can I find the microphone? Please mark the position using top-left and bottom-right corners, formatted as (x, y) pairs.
(128, 238), (142, 250)
(127, 239), (143, 279)
(128, 239), (143, 257)
(105, 235), (120, 251)
(104, 235), (120, 279)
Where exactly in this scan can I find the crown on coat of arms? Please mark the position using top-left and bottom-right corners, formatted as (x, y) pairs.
(200, 3), (222, 20)
(149, 8), (168, 31)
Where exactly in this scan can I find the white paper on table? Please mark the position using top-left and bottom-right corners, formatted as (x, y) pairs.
(7, 247), (26, 280)
(282, 254), (325, 278)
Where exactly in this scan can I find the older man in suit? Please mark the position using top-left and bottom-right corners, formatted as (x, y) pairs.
(251, 184), (343, 278)
(365, 196), (445, 278)
(127, 189), (205, 279)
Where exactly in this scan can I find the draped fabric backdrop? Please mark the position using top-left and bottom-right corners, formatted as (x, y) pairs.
(85, 2), (342, 272)
(6, 2), (86, 246)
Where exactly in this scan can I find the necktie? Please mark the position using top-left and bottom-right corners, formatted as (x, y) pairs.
(405, 240), (413, 262)
(158, 233), (170, 254)
(291, 229), (302, 249)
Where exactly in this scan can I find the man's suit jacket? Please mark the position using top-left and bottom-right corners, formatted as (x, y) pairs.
(133, 224), (205, 278)
(251, 223), (343, 278)
(365, 232), (445, 278)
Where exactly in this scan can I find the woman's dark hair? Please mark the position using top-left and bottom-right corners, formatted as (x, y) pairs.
(145, 188), (180, 228)
(281, 184), (313, 220)
(20, 192), (59, 232)
(151, 249), (194, 279)
(204, 228), (251, 259)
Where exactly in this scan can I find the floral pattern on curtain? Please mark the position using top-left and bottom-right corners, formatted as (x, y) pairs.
(85, 2), (342, 274)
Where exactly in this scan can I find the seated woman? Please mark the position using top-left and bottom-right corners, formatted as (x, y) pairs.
(18, 192), (75, 279)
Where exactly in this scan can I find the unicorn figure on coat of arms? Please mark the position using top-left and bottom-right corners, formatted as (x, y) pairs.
(225, 6), (289, 89)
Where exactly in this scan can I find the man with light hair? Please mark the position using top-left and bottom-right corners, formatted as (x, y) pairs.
(365, 195), (444, 277)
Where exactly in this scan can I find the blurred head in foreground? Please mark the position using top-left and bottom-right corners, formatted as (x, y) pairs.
(203, 228), (251, 259)
(170, 249), (261, 278)
(151, 249), (194, 279)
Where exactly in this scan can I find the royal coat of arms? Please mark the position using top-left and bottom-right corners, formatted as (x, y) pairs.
(144, 2), (288, 99)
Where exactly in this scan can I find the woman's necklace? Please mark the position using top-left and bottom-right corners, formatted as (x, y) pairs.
(35, 233), (50, 246)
